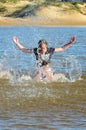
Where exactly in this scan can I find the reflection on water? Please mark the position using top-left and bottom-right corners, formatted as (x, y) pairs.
(0, 26), (86, 129)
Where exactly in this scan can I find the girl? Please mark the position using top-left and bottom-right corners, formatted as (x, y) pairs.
(13, 36), (76, 80)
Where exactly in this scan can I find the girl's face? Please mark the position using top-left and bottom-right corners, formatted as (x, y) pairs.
(40, 44), (48, 53)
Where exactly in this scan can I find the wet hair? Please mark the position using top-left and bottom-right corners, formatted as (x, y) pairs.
(38, 39), (48, 48)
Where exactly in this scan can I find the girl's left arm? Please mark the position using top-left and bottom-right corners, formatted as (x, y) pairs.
(55, 36), (76, 52)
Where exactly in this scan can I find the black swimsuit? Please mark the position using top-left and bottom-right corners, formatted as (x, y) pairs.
(33, 48), (55, 67)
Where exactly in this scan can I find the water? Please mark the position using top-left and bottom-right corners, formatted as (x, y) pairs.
(0, 26), (86, 130)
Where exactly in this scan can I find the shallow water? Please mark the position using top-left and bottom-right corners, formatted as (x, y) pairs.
(0, 26), (86, 129)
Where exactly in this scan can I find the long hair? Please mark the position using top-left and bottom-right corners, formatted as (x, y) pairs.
(38, 39), (48, 49)
(37, 39), (48, 63)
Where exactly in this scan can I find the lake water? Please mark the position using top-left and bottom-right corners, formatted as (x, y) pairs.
(0, 26), (86, 130)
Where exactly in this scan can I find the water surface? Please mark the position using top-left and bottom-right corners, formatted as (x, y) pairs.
(0, 26), (86, 130)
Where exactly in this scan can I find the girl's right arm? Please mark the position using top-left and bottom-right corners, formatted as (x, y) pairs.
(13, 36), (33, 53)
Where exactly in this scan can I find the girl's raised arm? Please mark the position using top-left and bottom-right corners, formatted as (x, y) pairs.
(55, 36), (76, 52)
(13, 36), (33, 53)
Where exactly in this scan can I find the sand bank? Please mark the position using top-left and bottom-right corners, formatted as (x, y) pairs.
(0, 5), (86, 26)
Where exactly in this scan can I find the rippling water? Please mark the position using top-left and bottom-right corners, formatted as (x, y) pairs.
(0, 26), (86, 130)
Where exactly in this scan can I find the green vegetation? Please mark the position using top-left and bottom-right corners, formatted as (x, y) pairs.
(6, 4), (40, 17)
(0, 0), (86, 16)
(65, 2), (86, 15)
(6, 4), (31, 17)
(0, 0), (20, 3)
(43, 1), (86, 15)
(44, 1), (83, 6)
(0, 4), (6, 12)
(43, 1), (63, 7)
(71, 2), (81, 11)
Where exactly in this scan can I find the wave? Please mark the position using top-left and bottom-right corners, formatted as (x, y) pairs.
(0, 72), (85, 102)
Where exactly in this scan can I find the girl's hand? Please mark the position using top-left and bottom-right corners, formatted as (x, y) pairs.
(13, 36), (19, 44)
(69, 36), (76, 44)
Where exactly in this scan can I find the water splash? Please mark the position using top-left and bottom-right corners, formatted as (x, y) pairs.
(0, 50), (82, 84)
(0, 36), (82, 83)
(51, 54), (82, 81)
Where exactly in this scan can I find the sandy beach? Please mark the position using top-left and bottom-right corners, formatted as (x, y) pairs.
(0, 3), (86, 26)
(0, 14), (86, 26)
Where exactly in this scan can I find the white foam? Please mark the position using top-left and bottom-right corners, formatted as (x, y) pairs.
(21, 74), (32, 81)
(0, 70), (11, 79)
(53, 73), (70, 82)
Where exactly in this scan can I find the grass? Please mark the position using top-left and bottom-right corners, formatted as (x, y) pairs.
(5, 4), (30, 17)
(6, 4), (40, 17)
(66, 2), (86, 15)
(0, 0), (20, 3)
(43, 1), (63, 7)
(0, 0), (86, 16)
(0, 5), (6, 12)
(44, 1), (86, 15)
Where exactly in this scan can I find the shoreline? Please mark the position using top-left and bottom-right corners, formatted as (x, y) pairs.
(0, 17), (86, 27)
